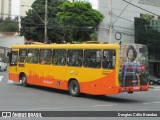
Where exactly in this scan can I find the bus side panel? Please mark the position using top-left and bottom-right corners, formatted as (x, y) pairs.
(25, 65), (68, 90)
(80, 70), (118, 95)
(9, 73), (19, 82)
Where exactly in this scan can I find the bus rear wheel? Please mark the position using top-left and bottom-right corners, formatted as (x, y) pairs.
(21, 74), (28, 87)
(69, 80), (80, 97)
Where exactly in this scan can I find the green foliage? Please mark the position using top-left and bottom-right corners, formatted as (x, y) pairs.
(0, 17), (18, 32)
(20, 0), (66, 42)
(20, 0), (104, 43)
(140, 13), (154, 20)
(57, 1), (104, 42)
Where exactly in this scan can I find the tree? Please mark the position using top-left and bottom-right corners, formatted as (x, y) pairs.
(20, 0), (104, 43)
(0, 17), (19, 32)
(20, 0), (67, 42)
(57, 1), (104, 42)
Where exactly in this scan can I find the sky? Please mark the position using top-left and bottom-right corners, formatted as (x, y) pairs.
(89, 0), (98, 9)
(11, 0), (20, 16)
(11, 0), (98, 17)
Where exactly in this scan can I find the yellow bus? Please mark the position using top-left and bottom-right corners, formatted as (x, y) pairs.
(9, 43), (149, 96)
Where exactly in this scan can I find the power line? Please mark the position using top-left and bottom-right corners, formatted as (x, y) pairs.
(122, 0), (160, 17)
(113, 0), (132, 25)
(112, 14), (134, 23)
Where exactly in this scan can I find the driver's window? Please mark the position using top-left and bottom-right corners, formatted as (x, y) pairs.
(10, 51), (18, 66)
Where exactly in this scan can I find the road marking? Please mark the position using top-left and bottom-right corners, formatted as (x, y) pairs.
(143, 101), (160, 105)
(0, 76), (4, 82)
(7, 80), (14, 83)
(93, 104), (118, 107)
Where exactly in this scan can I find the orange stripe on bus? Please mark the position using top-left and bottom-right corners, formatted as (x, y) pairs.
(80, 70), (118, 95)
(9, 73), (19, 82)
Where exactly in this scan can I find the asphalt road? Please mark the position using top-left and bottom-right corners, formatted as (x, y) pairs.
(0, 71), (160, 120)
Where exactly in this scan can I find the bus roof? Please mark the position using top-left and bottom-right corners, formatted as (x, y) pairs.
(11, 43), (119, 49)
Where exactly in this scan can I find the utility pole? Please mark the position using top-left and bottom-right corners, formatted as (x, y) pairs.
(109, 0), (113, 43)
(44, 0), (48, 43)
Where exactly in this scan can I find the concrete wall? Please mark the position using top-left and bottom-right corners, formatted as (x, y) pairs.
(0, 36), (25, 48)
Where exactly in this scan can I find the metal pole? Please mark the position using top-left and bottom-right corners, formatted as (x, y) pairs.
(44, 0), (48, 43)
(109, 0), (112, 43)
(18, 15), (21, 34)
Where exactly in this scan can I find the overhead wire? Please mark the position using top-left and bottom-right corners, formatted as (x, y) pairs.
(113, 0), (133, 25)
(122, 0), (160, 17)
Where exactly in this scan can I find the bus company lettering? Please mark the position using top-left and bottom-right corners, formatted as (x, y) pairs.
(43, 80), (53, 85)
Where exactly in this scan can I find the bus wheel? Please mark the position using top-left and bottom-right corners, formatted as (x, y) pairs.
(21, 74), (28, 87)
(69, 80), (80, 97)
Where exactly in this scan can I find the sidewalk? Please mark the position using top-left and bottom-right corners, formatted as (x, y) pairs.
(149, 85), (160, 89)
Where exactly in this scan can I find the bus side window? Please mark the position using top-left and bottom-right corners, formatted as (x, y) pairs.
(19, 49), (27, 62)
(102, 50), (116, 69)
(53, 49), (66, 66)
(84, 50), (101, 68)
(27, 49), (39, 64)
(67, 49), (83, 67)
(39, 49), (52, 65)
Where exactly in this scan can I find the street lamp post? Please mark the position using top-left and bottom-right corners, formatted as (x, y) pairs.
(21, 1), (48, 43)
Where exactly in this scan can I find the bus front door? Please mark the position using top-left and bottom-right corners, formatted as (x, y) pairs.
(9, 50), (19, 82)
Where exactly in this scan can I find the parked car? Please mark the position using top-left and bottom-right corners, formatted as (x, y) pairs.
(149, 75), (160, 85)
(0, 57), (7, 71)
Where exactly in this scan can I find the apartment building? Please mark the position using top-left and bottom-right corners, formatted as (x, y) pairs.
(0, 0), (12, 19)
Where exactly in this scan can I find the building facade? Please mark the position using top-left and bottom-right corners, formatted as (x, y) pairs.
(0, 0), (12, 19)
(97, 0), (160, 44)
